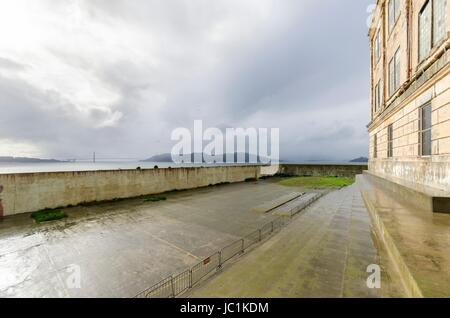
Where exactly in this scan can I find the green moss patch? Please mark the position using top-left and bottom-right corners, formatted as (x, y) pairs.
(31, 209), (68, 223)
(143, 195), (167, 202)
(278, 176), (355, 189)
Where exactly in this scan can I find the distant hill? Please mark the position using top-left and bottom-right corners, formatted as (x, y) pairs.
(349, 157), (368, 163)
(143, 153), (173, 162)
(0, 156), (62, 163)
(142, 153), (271, 163)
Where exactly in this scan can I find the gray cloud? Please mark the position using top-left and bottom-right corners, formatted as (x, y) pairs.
(0, 57), (27, 71)
(0, 0), (373, 161)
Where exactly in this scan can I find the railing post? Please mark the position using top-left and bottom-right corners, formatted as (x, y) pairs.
(271, 221), (274, 233)
(241, 239), (244, 254)
(170, 276), (175, 298)
(258, 229), (262, 242)
(218, 251), (222, 269)
(189, 270), (193, 288)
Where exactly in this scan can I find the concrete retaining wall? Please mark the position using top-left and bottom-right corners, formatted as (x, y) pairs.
(278, 164), (368, 178)
(0, 164), (369, 217)
(0, 166), (260, 216)
(369, 156), (450, 192)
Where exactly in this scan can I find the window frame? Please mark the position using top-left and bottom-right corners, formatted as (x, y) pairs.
(388, 0), (401, 33)
(374, 30), (381, 64)
(388, 47), (401, 97)
(394, 48), (401, 91)
(419, 103), (432, 157)
(419, 1), (432, 62)
(433, 0), (448, 46)
(374, 134), (378, 159)
(374, 79), (382, 113)
(387, 124), (394, 158)
(388, 0), (395, 32)
(374, 82), (379, 113)
(419, 0), (448, 63)
(395, 0), (401, 19)
(388, 57), (395, 96)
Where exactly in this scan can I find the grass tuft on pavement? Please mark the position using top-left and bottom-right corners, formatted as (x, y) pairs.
(31, 209), (68, 223)
(278, 176), (354, 189)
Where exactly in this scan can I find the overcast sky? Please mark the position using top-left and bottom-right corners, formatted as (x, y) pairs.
(0, 0), (374, 161)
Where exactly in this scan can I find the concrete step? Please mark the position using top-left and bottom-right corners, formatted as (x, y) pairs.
(358, 174), (450, 297)
(363, 171), (450, 214)
(251, 192), (304, 213)
(272, 193), (321, 217)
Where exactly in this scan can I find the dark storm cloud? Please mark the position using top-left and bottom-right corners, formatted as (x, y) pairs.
(223, 1), (371, 117)
(0, 0), (373, 161)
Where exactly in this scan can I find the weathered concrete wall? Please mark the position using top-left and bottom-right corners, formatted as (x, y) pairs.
(368, 68), (450, 191)
(0, 166), (261, 216)
(260, 164), (280, 176)
(278, 164), (367, 178)
(369, 156), (450, 192)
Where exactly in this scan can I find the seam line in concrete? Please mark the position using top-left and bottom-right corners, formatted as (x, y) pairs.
(147, 233), (202, 261)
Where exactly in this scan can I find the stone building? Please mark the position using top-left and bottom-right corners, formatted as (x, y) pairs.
(368, 0), (449, 193)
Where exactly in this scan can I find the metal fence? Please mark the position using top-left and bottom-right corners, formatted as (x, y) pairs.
(286, 193), (321, 217)
(134, 191), (324, 298)
(134, 215), (290, 298)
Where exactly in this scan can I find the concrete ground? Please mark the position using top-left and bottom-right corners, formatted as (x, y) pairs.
(359, 175), (450, 297)
(0, 180), (306, 298)
(186, 183), (405, 298)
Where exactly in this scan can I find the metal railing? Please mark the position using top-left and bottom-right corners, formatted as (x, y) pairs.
(134, 216), (290, 298)
(286, 193), (321, 217)
(134, 192), (323, 298)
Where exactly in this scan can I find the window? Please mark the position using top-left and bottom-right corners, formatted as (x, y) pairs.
(374, 83), (378, 114)
(387, 124), (394, 158)
(374, 134), (378, 159)
(420, 103), (432, 156)
(374, 31), (381, 64)
(389, 58), (395, 96)
(419, 2), (432, 61)
(389, 48), (401, 97)
(419, 0), (448, 62)
(374, 80), (382, 112)
(433, 0), (448, 45)
(388, 0), (401, 32)
(395, 48), (401, 91)
(388, 0), (395, 31)
(395, 0), (401, 19)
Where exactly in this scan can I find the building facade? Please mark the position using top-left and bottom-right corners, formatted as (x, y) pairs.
(368, 0), (450, 191)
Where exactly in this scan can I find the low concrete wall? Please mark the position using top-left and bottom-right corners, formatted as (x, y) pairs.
(278, 164), (368, 178)
(0, 166), (261, 217)
(369, 156), (450, 192)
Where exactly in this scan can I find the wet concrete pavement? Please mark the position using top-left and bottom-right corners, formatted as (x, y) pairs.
(0, 181), (302, 297)
(359, 175), (450, 297)
(186, 184), (405, 298)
